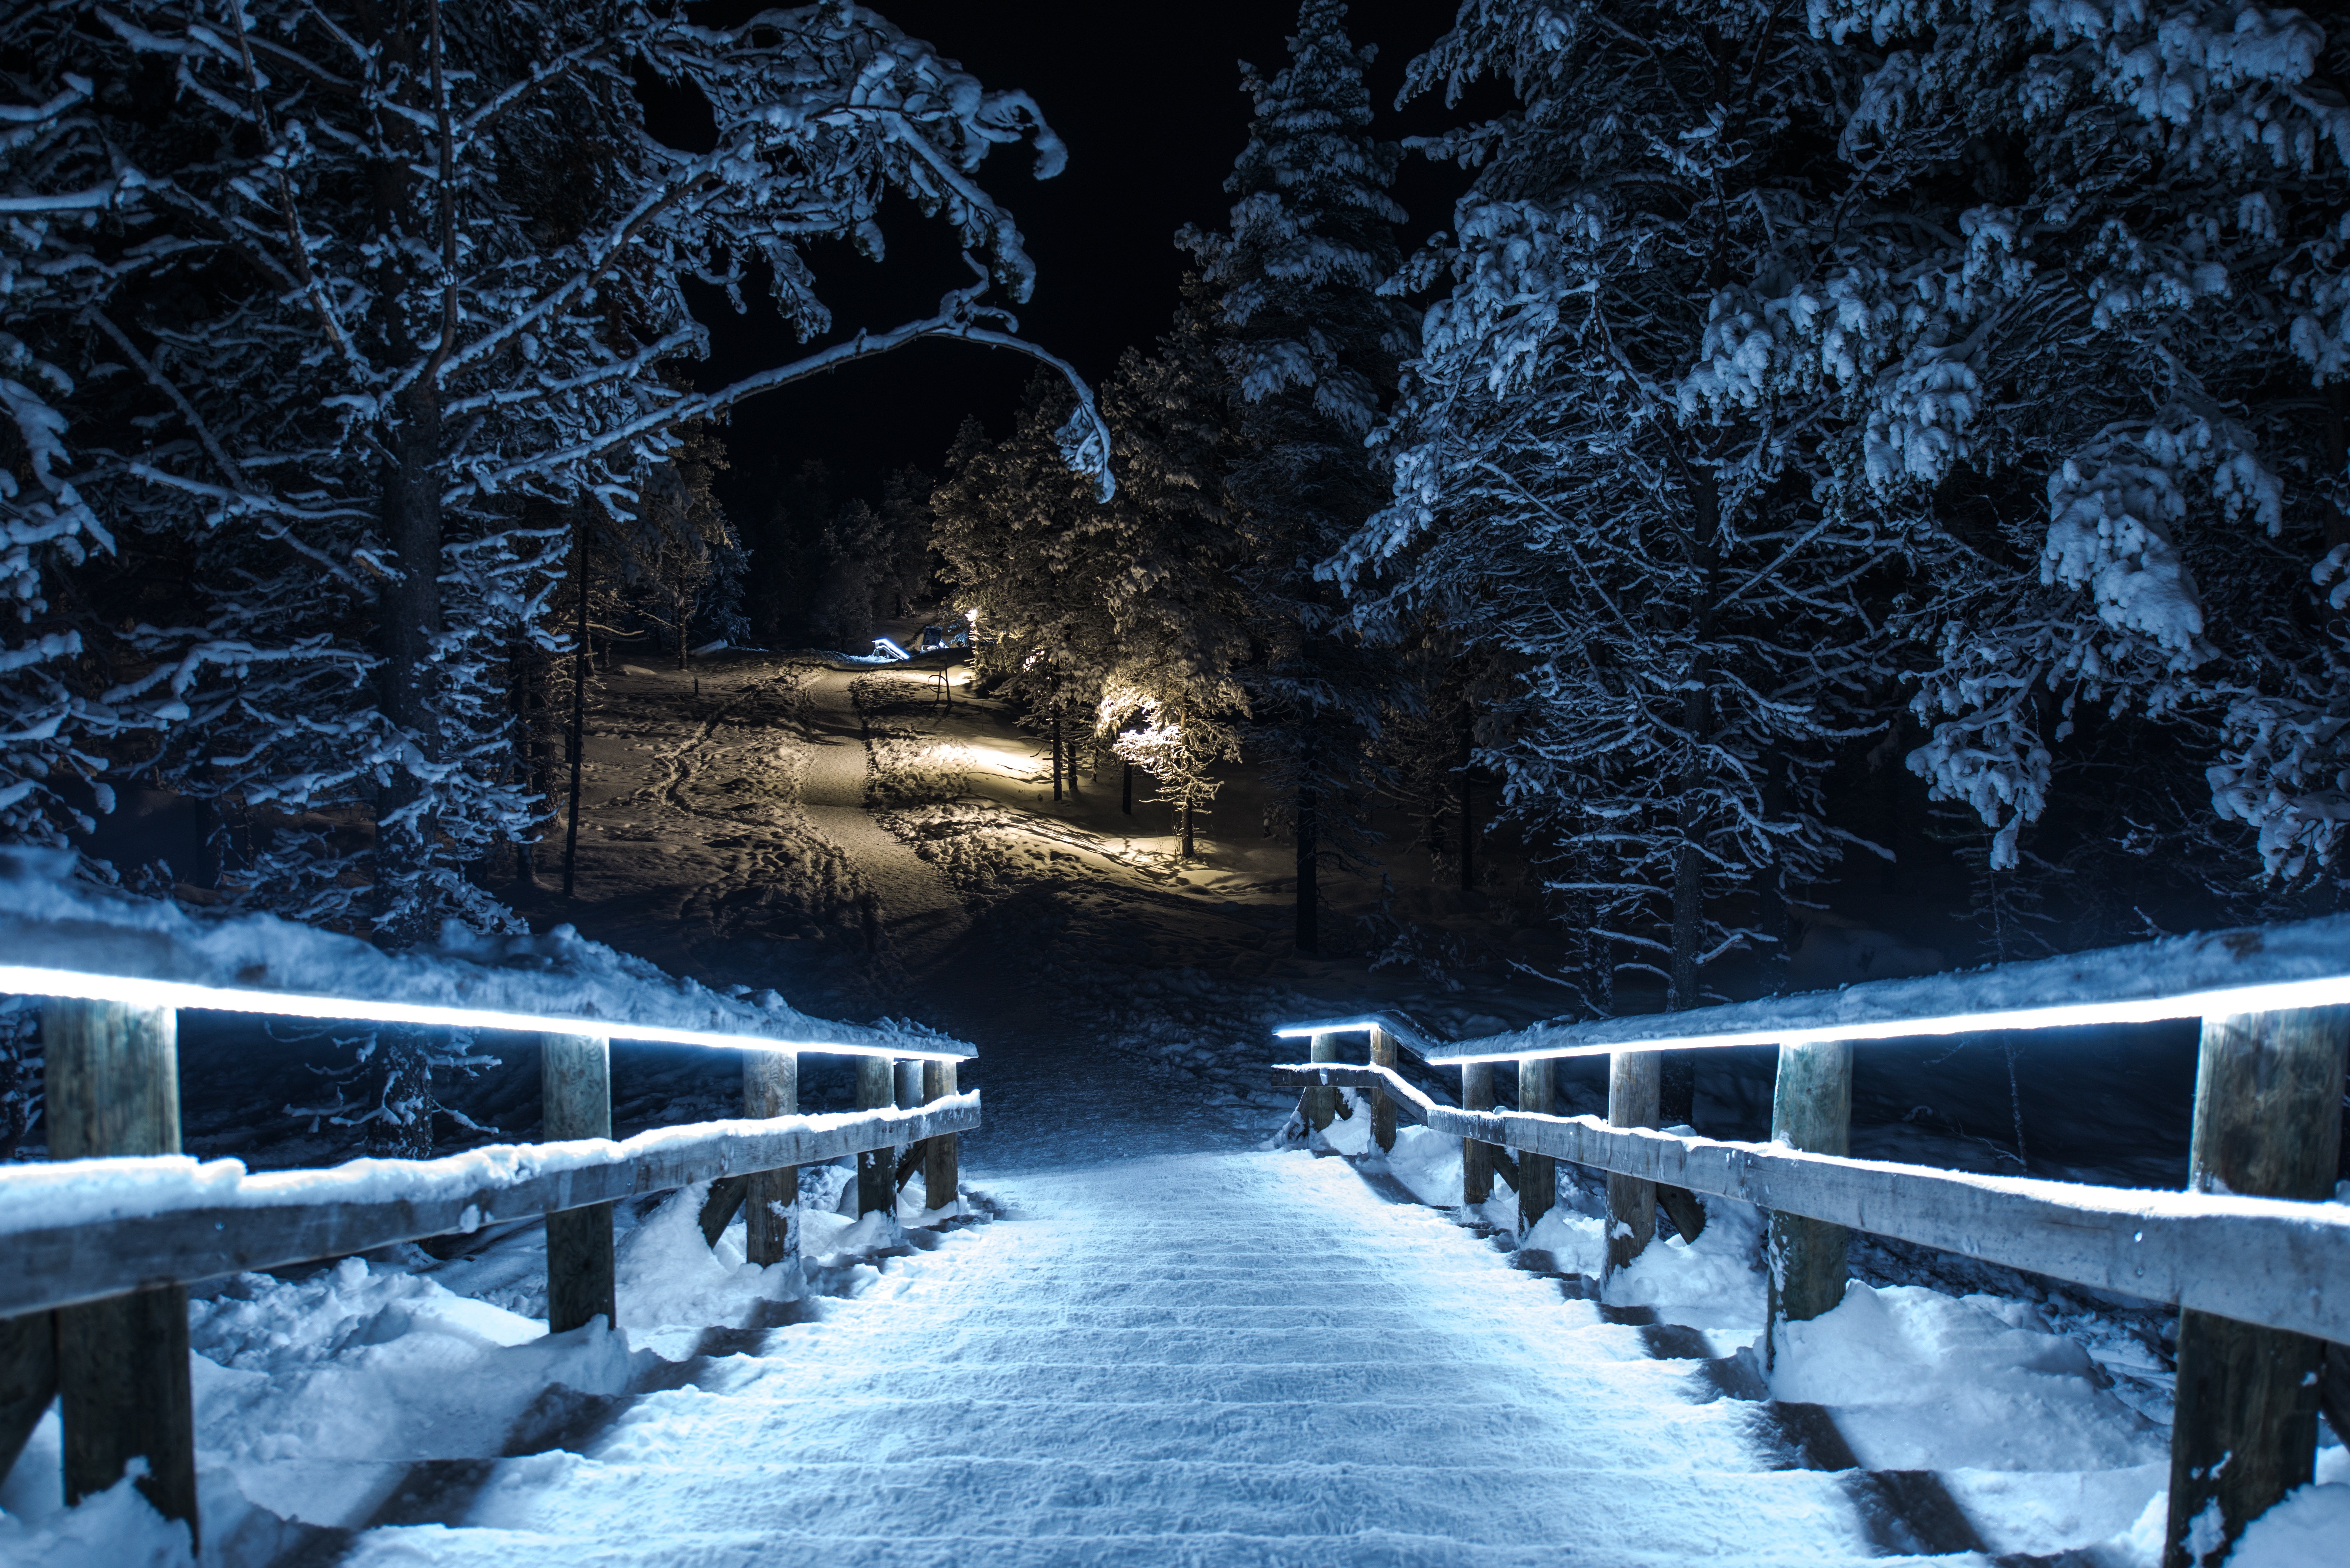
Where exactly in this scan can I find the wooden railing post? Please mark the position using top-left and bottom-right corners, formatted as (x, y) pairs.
(1368, 1025), (1397, 1153)
(1605, 1049), (1660, 1278)
(542, 1033), (615, 1334)
(2164, 1007), (2349, 1568)
(1461, 1062), (1494, 1207)
(46, 999), (197, 1544)
(743, 1049), (799, 1268)
(856, 1056), (895, 1217)
(1517, 1057), (1555, 1233)
(921, 1059), (960, 1213)
(1766, 1038), (1852, 1368)
(1304, 1031), (1337, 1131)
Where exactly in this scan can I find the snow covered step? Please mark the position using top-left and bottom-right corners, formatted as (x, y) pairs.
(336, 1523), (1861, 1568)
(681, 1355), (1715, 1411)
(445, 1453), (1881, 1554)
(589, 1390), (1772, 1473)
(756, 1312), (1682, 1366)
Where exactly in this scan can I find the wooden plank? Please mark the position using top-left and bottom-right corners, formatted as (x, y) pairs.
(921, 1059), (959, 1213)
(1402, 913), (2350, 1063)
(1460, 1062), (1494, 1207)
(1368, 1026), (1398, 1154)
(744, 1050), (798, 1267)
(541, 1033), (615, 1334)
(46, 999), (197, 1543)
(856, 1056), (897, 1217)
(1605, 1050), (1658, 1276)
(0, 1312), (55, 1484)
(0, 1095), (982, 1319)
(1271, 1062), (2350, 1346)
(1517, 1058), (1554, 1232)
(1768, 1039), (1852, 1365)
(1305, 1032), (1337, 1131)
(2164, 1008), (2348, 1567)
(697, 1175), (750, 1245)
(0, 912), (975, 1061)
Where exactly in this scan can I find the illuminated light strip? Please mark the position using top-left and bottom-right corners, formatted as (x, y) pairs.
(0, 965), (969, 1063)
(1274, 974), (2350, 1063)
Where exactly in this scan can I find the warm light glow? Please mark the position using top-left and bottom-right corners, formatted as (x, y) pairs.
(1274, 974), (2350, 1062)
(0, 964), (970, 1062)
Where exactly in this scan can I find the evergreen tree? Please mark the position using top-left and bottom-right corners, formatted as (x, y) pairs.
(933, 384), (1121, 797)
(606, 423), (745, 667)
(1182, 0), (1412, 952)
(1343, 2), (1918, 1012)
(1810, 0), (2350, 922)
(1096, 285), (1254, 859)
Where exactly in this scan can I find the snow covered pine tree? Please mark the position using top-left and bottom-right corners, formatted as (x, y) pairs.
(1183, 0), (1413, 953)
(1096, 285), (1253, 860)
(1343, 3), (1925, 1018)
(1811, 1), (2350, 919)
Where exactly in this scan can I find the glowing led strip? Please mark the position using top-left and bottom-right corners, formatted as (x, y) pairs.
(0, 964), (969, 1062)
(1274, 974), (2350, 1064)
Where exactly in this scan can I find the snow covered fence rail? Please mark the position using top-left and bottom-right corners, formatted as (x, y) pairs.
(0, 1095), (981, 1319)
(1271, 911), (2350, 1566)
(0, 863), (980, 1549)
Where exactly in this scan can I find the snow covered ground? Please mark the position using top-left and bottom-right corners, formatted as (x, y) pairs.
(6, 648), (2344, 1564)
(8, 1125), (2343, 1565)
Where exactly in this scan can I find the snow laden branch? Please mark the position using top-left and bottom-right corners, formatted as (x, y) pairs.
(448, 280), (1116, 507)
(0, 0), (1097, 943)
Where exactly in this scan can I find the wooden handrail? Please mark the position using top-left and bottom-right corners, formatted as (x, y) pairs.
(0, 1094), (981, 1318)
(1278, 914), (2350, 1066)
(1273, 926), (2350, 1564)
(1274, 1061), (2350, 1347)
(1, 923), (984, 1548)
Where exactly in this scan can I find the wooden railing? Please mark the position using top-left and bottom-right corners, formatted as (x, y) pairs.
(0, 979), (977, 1551)
(1273, 914), (2350, 1568)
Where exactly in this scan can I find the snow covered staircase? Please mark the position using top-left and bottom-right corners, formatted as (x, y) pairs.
(328, 1152), (1918, 1567)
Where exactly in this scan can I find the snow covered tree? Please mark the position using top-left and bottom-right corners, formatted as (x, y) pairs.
(1342, 2), (1917, 1011)
(607, 422), (744, 666)
(1093, 285), (1253, 858)
(0, 0), (1110, 942)
(1181, 0), (1412, 952)
(934, 384), (1121, 797)
(0, 63), (147, 849)
(1809, 0), (2350, 916)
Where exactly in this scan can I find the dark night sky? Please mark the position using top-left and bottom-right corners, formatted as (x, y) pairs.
(695, 1), (1486, 508)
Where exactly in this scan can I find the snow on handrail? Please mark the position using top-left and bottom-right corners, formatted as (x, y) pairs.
(0, 1093), (982, 1317)
(1275, 913), (2350, 1063)
(0, 851), (972, 1061)
(1273, 1061), (2350, 1347)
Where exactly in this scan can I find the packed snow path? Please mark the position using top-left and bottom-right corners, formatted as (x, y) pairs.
(335, 1153), (1904, 1568)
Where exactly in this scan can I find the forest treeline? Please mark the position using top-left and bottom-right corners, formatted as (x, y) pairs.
(925, 0), (2350, 1013)
(5, 0), (2350, 1026)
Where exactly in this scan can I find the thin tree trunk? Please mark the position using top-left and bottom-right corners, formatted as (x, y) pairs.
(1295, 790), (1318, 955)
(1051, 714), (1062, 802)
(374, 385), (445, 944)
(1458, 717), (1474, 893)
(1293, 703), (1321, 952)
(564, 515), (587, 900)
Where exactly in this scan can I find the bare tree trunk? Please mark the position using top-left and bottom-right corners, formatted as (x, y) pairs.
(1295, 793), (1318, 954)
(374, 385), (444, 944)
(564, 515), (587, 900)
(1458, 715), (1474, 893)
